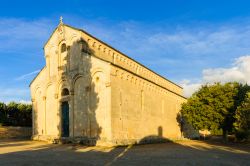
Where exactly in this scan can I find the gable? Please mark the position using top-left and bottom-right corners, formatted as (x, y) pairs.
(34, 22), (184, 97)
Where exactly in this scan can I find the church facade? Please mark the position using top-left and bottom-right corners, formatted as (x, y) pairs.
(30, 20), (186, 145)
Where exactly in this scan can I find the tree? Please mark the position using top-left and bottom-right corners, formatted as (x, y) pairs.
(181, 82), (249, 141)
(6, 102), (19, 126)
(0, 102), (7, 125)
(0, 101), (32, 126)
(234, 93), (250, 140)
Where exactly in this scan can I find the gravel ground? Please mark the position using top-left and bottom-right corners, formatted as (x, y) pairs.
(0, 139), (249, 166)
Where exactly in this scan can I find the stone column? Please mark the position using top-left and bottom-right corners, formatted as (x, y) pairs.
(70, 90), (74, 138)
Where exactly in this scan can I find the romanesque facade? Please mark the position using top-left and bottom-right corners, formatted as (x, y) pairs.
(30, 20), (186, 145)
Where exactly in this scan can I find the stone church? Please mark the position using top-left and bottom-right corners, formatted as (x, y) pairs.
(30, 19), (186, 145)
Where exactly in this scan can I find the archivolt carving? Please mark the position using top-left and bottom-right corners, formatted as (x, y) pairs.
(57, 79), (70, 98)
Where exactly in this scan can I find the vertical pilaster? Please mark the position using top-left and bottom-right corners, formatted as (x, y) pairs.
(70, 90), (74, 138)
(43, 96), (47, 135)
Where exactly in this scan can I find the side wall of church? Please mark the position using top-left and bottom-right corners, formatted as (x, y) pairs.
(78, 28), (183, 96)
(110, 65), (186, 144)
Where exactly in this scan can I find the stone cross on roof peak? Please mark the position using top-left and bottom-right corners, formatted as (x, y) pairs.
(60, 16), (63, 24)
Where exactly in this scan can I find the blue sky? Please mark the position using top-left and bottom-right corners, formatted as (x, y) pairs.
(1, 0), (250, 102)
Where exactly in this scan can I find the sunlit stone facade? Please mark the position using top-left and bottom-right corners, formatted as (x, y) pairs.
(30, 21), (186, 145)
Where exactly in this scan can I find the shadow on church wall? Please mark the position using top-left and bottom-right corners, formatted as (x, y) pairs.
(54, 38), (102, 145)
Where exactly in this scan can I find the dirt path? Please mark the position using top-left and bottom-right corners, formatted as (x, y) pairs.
(0, 139), (249, 166)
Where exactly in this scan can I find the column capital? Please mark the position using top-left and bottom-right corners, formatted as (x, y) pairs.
(54, 93), (58, 99)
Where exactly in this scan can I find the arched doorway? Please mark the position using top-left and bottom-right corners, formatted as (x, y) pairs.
(61, 101), (69, 137)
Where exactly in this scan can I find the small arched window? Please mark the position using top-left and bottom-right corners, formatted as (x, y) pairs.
(62, 88), (69, 96)
(61, 43), (67, 53)
(79, 39), (88, 53)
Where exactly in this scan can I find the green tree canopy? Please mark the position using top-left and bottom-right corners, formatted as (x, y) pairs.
(181, 82), (250, 141)
(234, 93), (250, 133)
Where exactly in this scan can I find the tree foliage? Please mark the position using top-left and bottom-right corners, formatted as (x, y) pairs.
(234, 93), (250, 140)
(181, 82), (250, 140)
(0, 101), (32, 126)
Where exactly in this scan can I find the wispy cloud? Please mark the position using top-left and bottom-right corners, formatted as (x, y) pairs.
(72, 18), (250, 81)
(181, 55), (250, 97)
(2, 16), (250, 101)
(0, 18), (54, 54)
(15, 70), (40, 81)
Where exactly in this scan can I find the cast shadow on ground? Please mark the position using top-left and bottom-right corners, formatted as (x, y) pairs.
(1, 125), (249, 166)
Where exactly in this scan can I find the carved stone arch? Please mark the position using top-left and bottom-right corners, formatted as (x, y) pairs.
(57, 79), (70, 98)
(45, 82), (55, 98)
(73, 74), (85, 85)
(70, 34), (79, 43)
(58, 41), (67, 64)
(33, 86), (42, 101)
(91, 67), (104, 76)
(45, 82), (53, 92)
(91, 70), (105, 80)
(58, 39), (66, 47)
(91, 70), (107, 97)
(32, 85), (42, 99)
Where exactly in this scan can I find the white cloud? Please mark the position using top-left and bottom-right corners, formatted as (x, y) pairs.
(181, 55), (250, 97)
(18, 100), (32, 104)
(180, 79), (202, 97)
(0, 87), (30, 103)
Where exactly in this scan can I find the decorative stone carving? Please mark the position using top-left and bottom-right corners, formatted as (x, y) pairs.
(57, 24), (65, 42)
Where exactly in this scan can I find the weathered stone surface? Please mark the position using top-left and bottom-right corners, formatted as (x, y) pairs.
(30, 22), (186, 145)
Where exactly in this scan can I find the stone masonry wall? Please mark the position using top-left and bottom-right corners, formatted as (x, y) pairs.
(0, 126), (32, 139)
